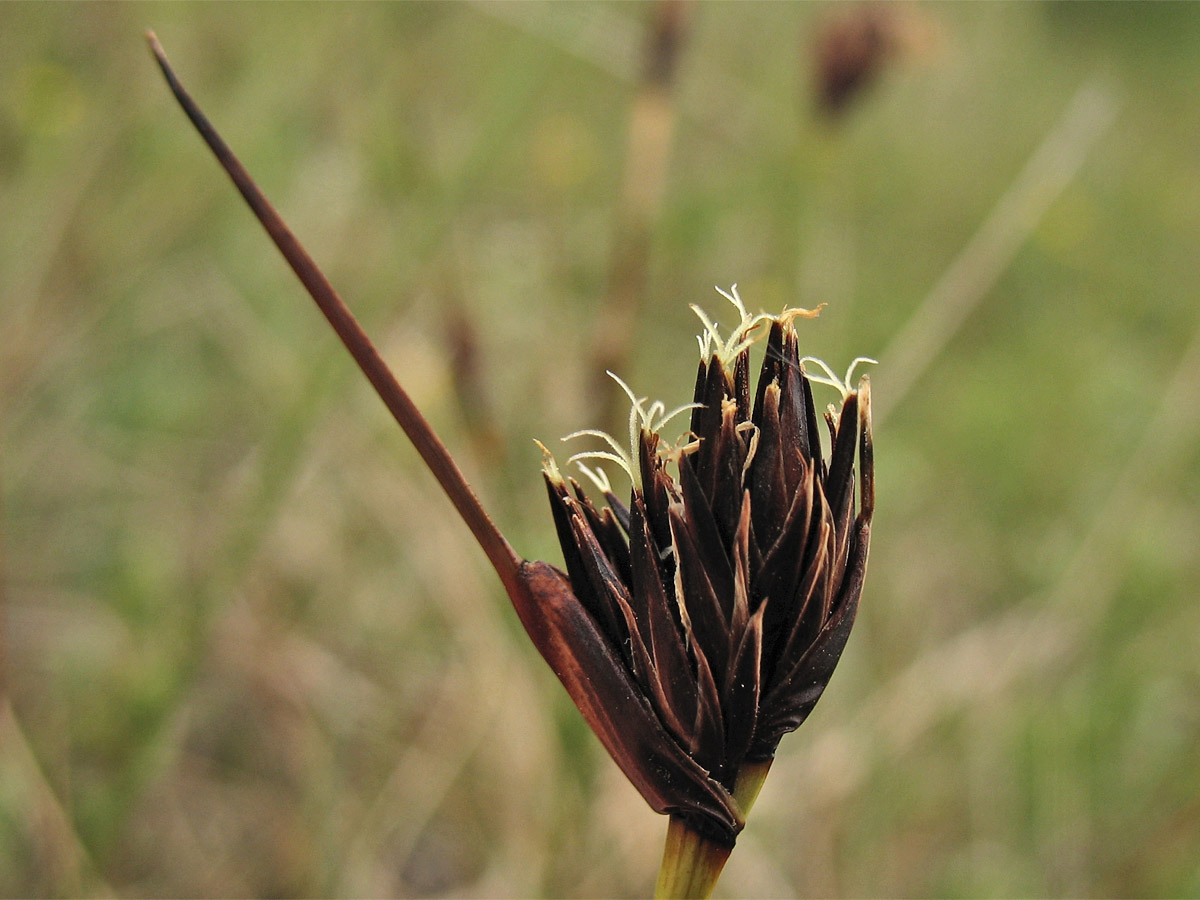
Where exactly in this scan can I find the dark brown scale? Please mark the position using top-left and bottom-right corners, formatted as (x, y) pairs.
(571, 479), (632, 586)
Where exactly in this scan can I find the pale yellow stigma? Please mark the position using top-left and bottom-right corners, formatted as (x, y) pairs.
(692, 284), (773, 367)
(799, 355), (878, 399)
(543, 286), (860, 494)
(560, 371), (698, 491)
(692, 284), (825, 368)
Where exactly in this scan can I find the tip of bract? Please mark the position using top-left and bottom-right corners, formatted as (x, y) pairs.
(536, 439), (564, 483)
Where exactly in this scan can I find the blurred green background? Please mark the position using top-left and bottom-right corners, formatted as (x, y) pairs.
(3, 3), (1199, 897)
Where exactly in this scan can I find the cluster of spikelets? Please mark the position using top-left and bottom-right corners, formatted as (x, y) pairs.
(538, 286), (875, 846)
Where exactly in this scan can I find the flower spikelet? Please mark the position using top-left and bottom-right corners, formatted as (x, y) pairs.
(535, 287), (874, 846)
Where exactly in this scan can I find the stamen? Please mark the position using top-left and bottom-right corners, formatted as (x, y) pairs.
(779, 304), (825, 325)
(673, 435), (702, 458)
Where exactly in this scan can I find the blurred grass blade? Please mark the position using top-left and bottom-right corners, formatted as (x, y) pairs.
(874, 82), (1117, 426)
(591, 0), (689, 431)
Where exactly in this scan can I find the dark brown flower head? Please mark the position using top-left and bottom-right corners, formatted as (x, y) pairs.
(530, 287), (875, 847)
(811, 3), (941, 119)
(813, 3), (897, 116)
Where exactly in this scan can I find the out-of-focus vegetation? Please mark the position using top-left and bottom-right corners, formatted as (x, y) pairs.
(3, 3), (1199, 897)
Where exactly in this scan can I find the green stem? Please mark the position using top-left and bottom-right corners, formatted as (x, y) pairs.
(653, 759), (774, 898)
(654, 816), (731, 900)
(732, 758), (772, 817)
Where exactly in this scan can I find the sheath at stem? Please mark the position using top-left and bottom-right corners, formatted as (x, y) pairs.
(654, 759), (773, 898)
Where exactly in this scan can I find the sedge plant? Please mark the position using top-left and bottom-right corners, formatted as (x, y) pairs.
(148, 33), (874, 898)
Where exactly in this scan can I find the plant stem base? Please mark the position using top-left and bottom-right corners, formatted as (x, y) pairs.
(653, 760), (774, 898)
(654, 816), (732, 899)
